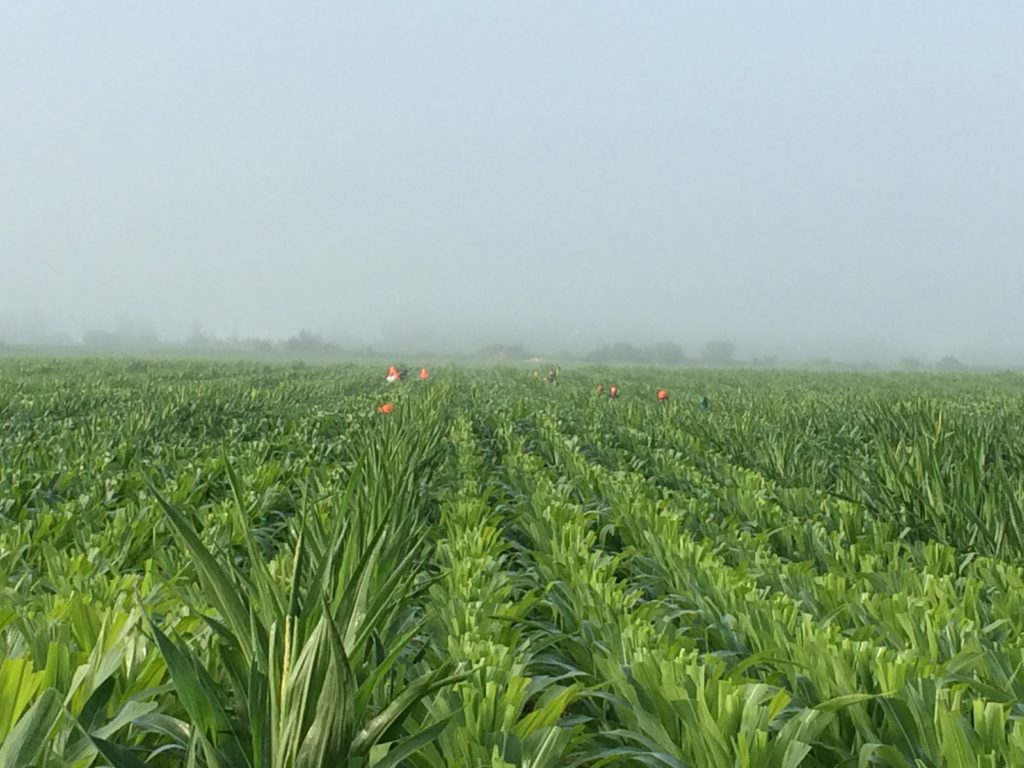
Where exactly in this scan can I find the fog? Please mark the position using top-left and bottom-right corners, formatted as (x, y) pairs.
(2, 3), (1022, 366)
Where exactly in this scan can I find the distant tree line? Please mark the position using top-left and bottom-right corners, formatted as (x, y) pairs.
(580, 340), (739, 367)
(76, 326), (349, 358)
(0, 323), (994, 372)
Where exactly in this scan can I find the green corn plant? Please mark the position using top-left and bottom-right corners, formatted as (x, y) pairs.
(6, 360), (1024, 765)
(92, 421), (462, 768)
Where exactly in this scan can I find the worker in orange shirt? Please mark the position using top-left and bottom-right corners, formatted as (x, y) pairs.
(657, 389), (669, 403)
(419, 367), (430, 381)
(386, 366), (401, 383)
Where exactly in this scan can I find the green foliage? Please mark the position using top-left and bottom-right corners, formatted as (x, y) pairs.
(2, 360), (1024, 765)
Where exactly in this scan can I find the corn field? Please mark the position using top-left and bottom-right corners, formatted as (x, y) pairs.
(3, 359), (1024, 767)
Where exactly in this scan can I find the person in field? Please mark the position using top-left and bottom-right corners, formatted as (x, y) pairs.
(419, 367), (429, 380)
(700, 394), (710, 411)
(378, 402), (394, 414)
(545, 368), (558, 384)
(596, 384), (604, 396)
(657, 389), (669, 403)
(609, 385), (619, 399)
(386, 366), (401, 383)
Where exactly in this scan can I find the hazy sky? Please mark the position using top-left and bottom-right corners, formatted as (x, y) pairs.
(2, 3), (1022, 362)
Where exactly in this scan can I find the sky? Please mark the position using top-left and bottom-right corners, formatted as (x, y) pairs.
(1, 2), (1022, 363)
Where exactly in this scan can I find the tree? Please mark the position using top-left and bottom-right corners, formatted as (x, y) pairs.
(702, 340), (736, 367)
(187, 320), (211, 349)
(584, 343), (645, 365)
(281, 330), (337, 354)
(936, 355), (967, 372)
(645, 342), (687, 366)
